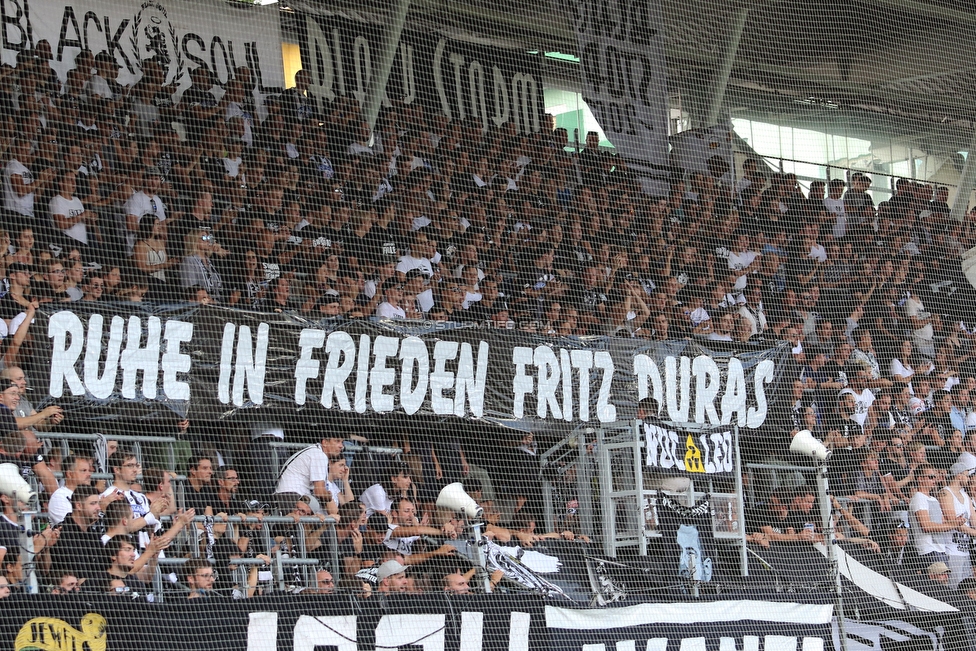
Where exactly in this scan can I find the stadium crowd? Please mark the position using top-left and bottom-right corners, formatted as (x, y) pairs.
(1, 41), (976, 602)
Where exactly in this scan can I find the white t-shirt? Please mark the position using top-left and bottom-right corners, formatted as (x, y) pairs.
(462, 291), (482, 309)
(4, 159), (35, 217)
(50, 194), (87, 244)
(325, 479), (342, 506)
(48, 486), (74, 524)
(123, 191), (166, 253)
(360, 483), (392, 516)
(222, 156), (243, 178)
(417, 289), (435, 313)
(911, 491), (945, 555)
(396, 255), (434, 277)
(275, 445), (329, 498)
(905, 296), (934, 341)
(889, 358), (914, 381)
(124, 191), (167, 222)
(727, 250), (758, 292)
(383, 523), (419, 555)
(840, 387), (875, 427)
(824, 197), (846, 238)
(226, 102), (254, 146)
(88, 75), (114, 99)
(376, 302), (406, 319)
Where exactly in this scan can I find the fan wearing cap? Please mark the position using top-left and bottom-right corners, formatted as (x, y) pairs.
(0, 261), (35, 323)
(375, 279), (406, 319)
(876, 515), (922, 582)
(937, 459), (976, 588)
(923, 561), (954, 600)
(89, 51), (123, 100)
(376, 559), (408, 593)
(274, 436), (345, 519)
(123, 167), (167, 254)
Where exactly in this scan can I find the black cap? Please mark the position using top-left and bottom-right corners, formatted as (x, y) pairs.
(242, 499), (268, 512)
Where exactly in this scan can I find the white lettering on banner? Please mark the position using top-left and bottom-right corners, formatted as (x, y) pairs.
(48, 310), (193, 401)
(633, 354), (774, 429)
(46, 311), (783, 423)
(304, 18), (415, 113)
(512, 346), (617, 423)
(376, 614), (445, 651)
(433, 38), (539, 133)
(572, 638), (820, 651)
(302, 16), (538, 133)
(573, 0), (669, 193)
(297, 331), (490, 418)
(291, 614), (357, 651)
(281, 612), (530, 651)
(644, 423), (733, 474)
(0, 0), (283, 112)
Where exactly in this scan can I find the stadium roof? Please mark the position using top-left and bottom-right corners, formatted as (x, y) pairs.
(298, 0), (976, 155)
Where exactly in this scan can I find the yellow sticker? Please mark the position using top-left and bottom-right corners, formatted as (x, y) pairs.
(684, 435), (705, 473)
(15, 613), (107, 651)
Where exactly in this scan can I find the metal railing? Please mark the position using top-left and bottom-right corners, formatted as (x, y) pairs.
(42, 431), (182, 472)
(153, 554), (322, 602)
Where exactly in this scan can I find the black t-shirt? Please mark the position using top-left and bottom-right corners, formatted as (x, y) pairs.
(745, 504), (788, 535)
(50, 519), (108, 582)
(880, 457), (909, 483)
(185, 485), (220, 514)
(0, 516), (21, 559)
(922, 412), (955, 445)
(784, 509), (819, 535)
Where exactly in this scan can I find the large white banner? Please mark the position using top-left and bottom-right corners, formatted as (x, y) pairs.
(573, 0), (670, 194)
(0, 0), (283, 100)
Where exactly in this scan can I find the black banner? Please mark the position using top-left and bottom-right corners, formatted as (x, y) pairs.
(9, 592), (965, 651)
(35, 305), (792, 432)
(1, 593), (545, 651)
(545, 600), (834, 651)
(297, 13), (545, 133)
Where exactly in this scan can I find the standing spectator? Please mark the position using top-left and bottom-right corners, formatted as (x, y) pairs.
(180, 229), (225, 301)
(376, 559), (408, 594)
(274, 436), (345, 518)
(4, 136), (56, 219)
(727, 230), (761, 298)
(46, 455), (93, 524)
(2, 365), (63, 436)
(185, 455), (218, 513)
(215, 467), (241, 512)
(123, 167), (167, 255)
(0, 382), (57, 497)
(881, 433), (916, 503)
(360, 462), (414, 516)
(375, 279), (407, 319)
(903, 285), (939, 358)
(49, 485), (107, 585)
(937, 460), (976, 588)
(100, 451), (169, 549)
(132, 215), (179, 301)
(911, 464), (956, 569)
(49, 171), (98, 257)
(181, 66), (221, 144)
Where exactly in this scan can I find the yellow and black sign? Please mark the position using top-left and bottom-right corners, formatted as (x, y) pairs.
(684, 435), (705, 473)
(15, 613), (106, 651)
